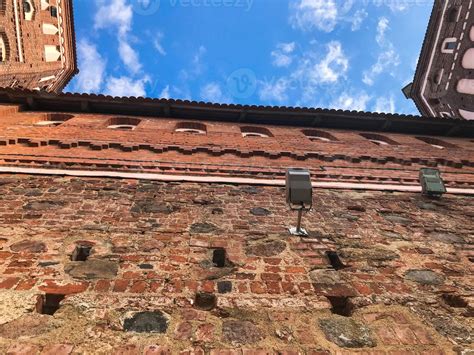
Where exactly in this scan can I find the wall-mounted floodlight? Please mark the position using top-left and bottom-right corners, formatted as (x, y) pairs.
(286, 168), (313, 236)
(419, 168), (446, 198)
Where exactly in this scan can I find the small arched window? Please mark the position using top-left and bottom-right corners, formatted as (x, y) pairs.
(107, 117), (141, 130)
(175, 122), (207, 134)
(360, 133), (398, 146)
(0, 0), (6, 15)
(416, 136), (456, 150)
(23, 0), (35, 20)
(35, 113), (74, 127)
(241, 126), (273, 138)
(441, 38), (457, 54)
(447, 7), (458, 22)
(302, 129), (337, 142)
(0, 33), (9, 63)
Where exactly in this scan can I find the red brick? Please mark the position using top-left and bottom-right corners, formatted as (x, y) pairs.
(261, 273), (281, 281)
(0, 277), (20, 289)
(250, 282), (265, 294)
(392, 325), (419, 345)
(114, 344), (139, 355)
(15, 278), (36, 291)
(94, 280), (111, 292)
(6, 343), (40, 355)
(196, 323), (215, 342)
(266, 281), (281, 294)
(143, 345), (171, 355)
(39, 280), (88, 295)
(129, 280), (147, 293)
(285, 266), (306, 273)
(174, 321), (193, 340)
(40, 344), (74, 355)
(113, 279), (129, 292)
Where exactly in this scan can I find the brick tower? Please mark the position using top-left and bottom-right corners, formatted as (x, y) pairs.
(0, 88), (472, 353)
(0, 0), (77, 93)
(408, 0), (474, 119)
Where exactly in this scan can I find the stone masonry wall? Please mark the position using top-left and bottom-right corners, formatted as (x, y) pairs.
(0, 174), (472, 354)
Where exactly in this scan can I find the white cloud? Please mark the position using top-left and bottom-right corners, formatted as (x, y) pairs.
(180, 46), (207, 81)
(259, 41), (350, 106)
(351, 9), (368, 31)
(271, 42), (296, 67)
(72, 40), (106, 93)
(290, 0), (338, 32)
(200, 82), (230, 103)
(153, 32), (166, 56)
(104, 76), (150, 97)
(258, 78), (291, 103)
(305, 41), (349, 84)
(159, 85), (170, 99)
(363, 17), (400, 86)
(94, 0), (145, 75)
(374, 0), (410, 12)
(374, 96), (396, 113)
(118, 39), (142, 74)
(94, 0), (132, 36)
(331, 91), (371, 111)
(376, 17), (389, 45)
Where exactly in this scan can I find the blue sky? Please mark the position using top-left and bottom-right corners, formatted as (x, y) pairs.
(66, 0), (433, 115)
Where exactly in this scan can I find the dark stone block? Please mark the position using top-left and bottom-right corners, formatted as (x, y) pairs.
(131, 200), (176, 214)
(245, 240), (286, 257)
(123, 311), (169, 333)
(250, 207), (271, 216)
(65, 259), (119, 279)
(217, 281), (232, 294)
(382, 214), (412, 225)
(190, 223), (216, 234)
(404, 269), (444, 285)
(319, 316), (376, 348)
(10, 240), (46, 253)
(138, 263), (154, 269)
(222, 320), (264, 345)
(23, 201), (66, 211)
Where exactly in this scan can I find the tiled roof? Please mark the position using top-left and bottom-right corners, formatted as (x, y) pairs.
(0, 88), (472, 137)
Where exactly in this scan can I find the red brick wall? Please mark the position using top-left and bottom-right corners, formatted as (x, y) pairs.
(0, 175), (472, 353)
(0, 106), (473, 188)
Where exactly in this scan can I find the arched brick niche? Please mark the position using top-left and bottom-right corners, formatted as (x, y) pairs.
(360, 133), (399, 146)
(241, 126), (273, 138)
(416, 136), (457, 149)
(0, 31), (9, 63)
(175, 122), (207, 134)
(302, 129), (338, 142)
(0, 0), (6, 16)
(106, 117), (141, 130)
(35, 113), (74, 127)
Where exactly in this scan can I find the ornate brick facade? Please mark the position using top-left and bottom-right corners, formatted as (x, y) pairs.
(410, 0), (474, 119)
(0, 88), (472, 354)
(0, 0), (77, 93)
